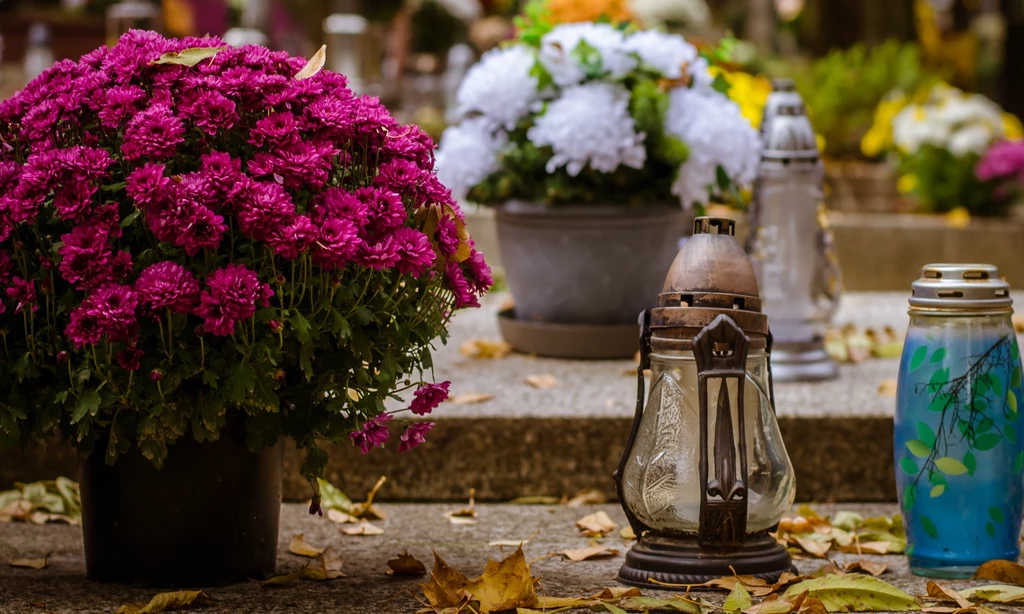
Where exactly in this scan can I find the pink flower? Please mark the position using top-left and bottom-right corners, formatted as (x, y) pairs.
(249, 112), (300, 148)
(98, 85), (146, 129)
(410, 381), (449, 416)
(358, 235), (401, 270)
(349, 413), (392, 454)
(150, 369), (163, 382)
(977, 140), (1024, 181)
(445, 261), (479, 309)
(58, 223), (118, 290)
(464, 249), (493, 294)
(436, 217), (459, 255)
(314, 187), (370, 227)
(121, 104), (185, 162)
(6, 277), (37, 314)
(267, 215), (317, 260)
(194, 264), (274, 336)
(360, 187), (406, 234)
(399, 422), (434, 452)
(393, 227), (435, 277)
(185, 91), (237, 135)
(117, 347), (144, 371)
(126, 163), (170, 207)
(65, 284), (138, 347)
(232, 179), (296, 241)
(314, 218), (361, 270)
(135, 262), (200, 313)
(247, 141), (335, 190)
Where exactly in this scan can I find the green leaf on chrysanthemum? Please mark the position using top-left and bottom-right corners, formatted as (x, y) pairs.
(150, 47), (227, 67)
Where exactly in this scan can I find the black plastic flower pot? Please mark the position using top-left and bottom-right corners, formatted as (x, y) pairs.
(79, 417), (282, 587)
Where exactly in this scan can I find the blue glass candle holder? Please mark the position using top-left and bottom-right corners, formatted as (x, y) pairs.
(895, 264), (1024, 579)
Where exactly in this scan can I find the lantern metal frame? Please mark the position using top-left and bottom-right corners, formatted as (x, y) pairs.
(614, 217), (794, 588)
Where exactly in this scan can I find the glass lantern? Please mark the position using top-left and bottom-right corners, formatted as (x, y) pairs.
(106, 0), (162, 47)
(616, 217), (796, 587)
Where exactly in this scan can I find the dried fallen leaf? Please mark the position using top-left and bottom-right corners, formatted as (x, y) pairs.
(1013, 313), (1024, 333)
(489, 530), (538, 548)
(960, 584), (1024, 604)
(260, 549), (345, 586)
(446, 515), (478, 526)
(620, 526), (636, 540)
(524, 374), (558, 389)
(348, 475), (388, 520)
(974, 560), (1024, 586)
(115, 590), (214, 614)
(926, 581), (972, 608)
(449, 392), (494, 405)
(326, 509), (358, 524)
(844, 560), (888, 577)
(387, 551), (427, 577)
(783, 573), (919, 611)
(340, 519), (384, 536)
(149, 47), (226, 67)
(559, 545), (619, 562)
(288, 534), (324, 558)
(792, 535), (832, 558)
(421, 547), (538, 613)
(878, 379), (898, 397)
(9, 556), (47, 570)
(460, 338), (512, 359)
(507, 495), (561, 505)
(565, 489), (607, 507)
(447, 489), (478, 525)
(294, 44), (326, 79)
(724, 583), (752, 612)
(576, 511), (617, 537)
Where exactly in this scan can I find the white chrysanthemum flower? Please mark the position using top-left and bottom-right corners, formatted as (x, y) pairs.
(455, 45), (540, 130)
(892, 106), (948, 153)
(435, 117), (508, 202)
(538, 23), (637, 87)
(624, 30), (700, 80)
(630, 0), (711, 29)
(665, 87), (760, 208)
(527, 82), (647, 176)
(949, 124), (997, 157)
(892, 85), (1005, 156)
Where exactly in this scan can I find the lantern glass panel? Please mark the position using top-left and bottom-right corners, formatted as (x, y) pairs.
(621, 349), (795, 533)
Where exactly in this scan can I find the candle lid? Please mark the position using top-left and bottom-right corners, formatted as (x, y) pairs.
(909, 263), (1012, 311)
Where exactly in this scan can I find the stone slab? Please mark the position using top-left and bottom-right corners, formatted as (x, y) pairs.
(0, 502), (1009, 614)
(2, 292), (1014, 503)
(464, 208), (1024, 292)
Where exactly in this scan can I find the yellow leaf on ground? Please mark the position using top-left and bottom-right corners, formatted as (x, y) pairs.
(326, 509), (358, 524)
(926, 580), (972, 608)
(460, 338), (512, 359)
(559, 545), (619, 562)
(576, 511), (617, 537)
(305, 548), (346, 580)
(8, 556), (47, 570)
(783, 573), (918, 611)
(348, 476), (388, 520)
(288, 534), (324, 558)
(489, 530), (539, 548)
(960, 584), (1024, 603)
(844, 560), (888, 576)
(724, 583), (752, 612)
(421, 547), (539, 613)
(447, 488), (478, 524)
(115, 590), (213, 614)
(524, 374), (558, 389)
(295, 44), (326, 79)
(449, 393), (494, 405)
(878, 379), (898, 397)
(974, 560), (1024, 586)
(507, 495), (561, 505)
(339, 519), (385, 536)
(792, 535), (832, 558)
(387, 551), (427, 576)
(447, 515), (478, 525)
(565, 489), (608, 506)
(620, 526), (636, 540)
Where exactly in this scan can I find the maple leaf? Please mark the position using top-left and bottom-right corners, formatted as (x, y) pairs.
(288, 534), (324, 558)
(420, 548), (538, 613)
(387, 551), (427, 577)
(575, 511), (617, 537)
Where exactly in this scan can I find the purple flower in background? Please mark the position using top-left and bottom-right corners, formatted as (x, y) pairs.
(358, 235), (401, 270)
(410, 381), (450, 416)
(314, 217), (361, 270)
(465, 249), (494, 294)
(117, 347), (144, 371)
(122, 104), (185, 162)
(350, 413), (392, 454)
(436, 217), (459, 256)
(135, 261), (200, 313)
(399, 422), (434, 452)
(445, 261), (479, 309)
(6, 277), (37, 314)
(977, 140), (1024, 181)
(393, 227), (435, 277)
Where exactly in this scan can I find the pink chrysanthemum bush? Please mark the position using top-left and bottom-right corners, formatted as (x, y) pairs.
(0, 31), (490, 497)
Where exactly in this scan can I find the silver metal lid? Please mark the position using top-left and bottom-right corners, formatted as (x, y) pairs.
(909, 264), (1012, 311)
(761, 79), (805, 135)
(760, 103), (819, 161)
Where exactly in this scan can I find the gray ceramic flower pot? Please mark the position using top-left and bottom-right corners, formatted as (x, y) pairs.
(495, 202), (689, 326)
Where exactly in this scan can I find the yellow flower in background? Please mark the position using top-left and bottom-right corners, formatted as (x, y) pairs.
(860, 92), (912, 158)
(897, 174), (918, 194)
(709, 67), (771, 128)
(1003, 113), (1024, 140)
(544, 0), (634, 24)
(815, 134), (826, 153)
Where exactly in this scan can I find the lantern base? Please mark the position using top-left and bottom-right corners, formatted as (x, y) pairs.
(618, 533), (795, 589)
(769, 341), (838, 382)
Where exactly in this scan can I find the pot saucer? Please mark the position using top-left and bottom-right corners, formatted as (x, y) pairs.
(497, 309), (639, 360)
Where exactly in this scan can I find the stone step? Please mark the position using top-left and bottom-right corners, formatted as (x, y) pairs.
(1, 292), (943, 504)
(464, 208), (1024, 292)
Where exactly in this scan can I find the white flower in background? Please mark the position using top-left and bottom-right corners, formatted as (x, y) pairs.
(455, 45), (540, 130)
(624, 30), (700, 81)
(527, 82), (647, 176)
(665, 87), (760, 208)
(435, 117), (508, 202)
(630, 0), (711, 29)
(891, 85), (1005, 156)
(538, 23), (637, 87)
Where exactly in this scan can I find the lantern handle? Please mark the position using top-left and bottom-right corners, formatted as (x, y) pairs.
(614, 309), (653, 537)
